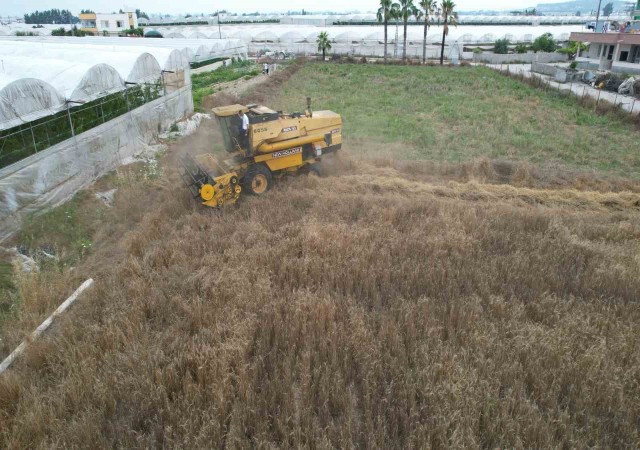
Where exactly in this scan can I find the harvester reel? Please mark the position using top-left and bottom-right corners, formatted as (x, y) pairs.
(200, 184), (215, 201)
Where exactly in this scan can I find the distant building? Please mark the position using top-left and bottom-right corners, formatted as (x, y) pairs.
(79, 10), (138, 35)
(571, 29), (640, 74)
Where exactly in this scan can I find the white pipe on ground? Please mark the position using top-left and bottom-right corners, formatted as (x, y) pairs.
(0, 278), (94, 375)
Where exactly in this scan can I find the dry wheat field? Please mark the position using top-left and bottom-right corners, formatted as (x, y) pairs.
(1, 63), (639, 448)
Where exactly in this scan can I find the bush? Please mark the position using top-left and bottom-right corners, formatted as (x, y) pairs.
(50, 26), (90, 37)
(531, 33), (557, 53)
(570, 61), (578, 70)
(494, 38), (510, 54)
(472, 48), (483, 54)
(515, 43), (528, 54)
(121, 27), (143, 37)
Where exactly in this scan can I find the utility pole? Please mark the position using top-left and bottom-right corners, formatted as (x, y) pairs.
(595, 0), (603, 32)
(217, 10), (222, 39)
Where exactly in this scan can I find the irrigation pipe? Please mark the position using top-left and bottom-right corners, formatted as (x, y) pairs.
(0, 278), (94, 375)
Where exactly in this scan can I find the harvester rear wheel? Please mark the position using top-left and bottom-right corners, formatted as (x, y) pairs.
(243, 165), (272, 195)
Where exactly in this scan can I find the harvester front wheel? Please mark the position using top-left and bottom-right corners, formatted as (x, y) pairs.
(243, 165), (272, 195)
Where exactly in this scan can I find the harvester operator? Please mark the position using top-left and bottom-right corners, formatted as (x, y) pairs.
(238, 110), (249, 150)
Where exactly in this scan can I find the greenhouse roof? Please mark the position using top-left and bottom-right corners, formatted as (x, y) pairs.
(0, 38), (227, 131)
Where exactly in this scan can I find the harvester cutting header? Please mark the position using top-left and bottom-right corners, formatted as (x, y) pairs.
(183, 98), (343, 208)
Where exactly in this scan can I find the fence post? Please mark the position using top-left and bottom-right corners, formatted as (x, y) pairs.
(29, 122), (37, 153)
(100, 98), (106, 124)
(125, 86), (131, 112)
(595, 89), (601, 111)
(66, 102), (75, 137)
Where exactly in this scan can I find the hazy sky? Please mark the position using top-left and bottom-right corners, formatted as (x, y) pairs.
(4, 0), (550, 17)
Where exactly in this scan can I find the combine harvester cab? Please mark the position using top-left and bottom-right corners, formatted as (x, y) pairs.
(183, 100), (342, 208)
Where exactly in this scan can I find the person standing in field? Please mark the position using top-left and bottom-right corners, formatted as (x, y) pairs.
(238, 110), (249, 149)
(263, 62), (269, 75)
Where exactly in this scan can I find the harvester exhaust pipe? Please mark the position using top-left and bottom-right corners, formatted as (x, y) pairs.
(306, 97), (312, 116)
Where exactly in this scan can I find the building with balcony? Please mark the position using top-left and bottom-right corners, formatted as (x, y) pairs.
(79, 11), (138, 35)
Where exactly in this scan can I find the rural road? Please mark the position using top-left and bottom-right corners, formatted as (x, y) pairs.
(486, 63), (640, 114)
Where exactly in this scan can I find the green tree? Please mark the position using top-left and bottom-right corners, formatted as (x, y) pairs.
(531, 32), (557, 53)
(419, 0), (437, 64)
(398, 0), (419, 62)
(135, 9), (149, 19)
(603, 2), (614, 16)
(439, 0), (458, 65)
(557, 41), (588, 59)
(316, 31), (332, 60)
(377, 0), (401, 63)
(24, 9), (78, 24)
(494, 38), (510, 54)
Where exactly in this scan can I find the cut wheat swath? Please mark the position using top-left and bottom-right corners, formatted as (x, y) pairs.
(0, 278), (94, 375)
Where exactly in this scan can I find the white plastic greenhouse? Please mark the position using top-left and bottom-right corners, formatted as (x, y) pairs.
(0, 36), (248, 130)
(0, 36), (204, 240)
(141, 24), (586, 50)
(0, 36), (249, 63)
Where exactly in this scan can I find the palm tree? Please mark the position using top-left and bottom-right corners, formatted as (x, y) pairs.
(419, 0), (437, 63)
(316, 31), (332, 61)
(439, 0), (458, 65)
(398, 0), (419, 62)
(377, 0), (400, 63)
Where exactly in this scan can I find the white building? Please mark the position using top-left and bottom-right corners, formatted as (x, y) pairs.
(79, 10), (138, 35)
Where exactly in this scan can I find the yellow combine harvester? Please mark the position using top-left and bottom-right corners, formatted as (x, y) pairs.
(183, 99), (342, 208)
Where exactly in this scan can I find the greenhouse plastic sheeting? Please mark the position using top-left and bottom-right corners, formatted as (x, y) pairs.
(0, 84), (194, 242)
(0, 77), (66, 130)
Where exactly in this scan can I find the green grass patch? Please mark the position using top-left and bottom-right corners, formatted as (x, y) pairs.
(17, 191), (106, 266)
(0, 260), (15, 325)
(0, 262), (13, 293)
(192, 60), (261, 110)
(271, 63), (640, 176)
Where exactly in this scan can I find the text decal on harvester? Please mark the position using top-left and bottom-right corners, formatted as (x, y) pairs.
(282, 126), (298, 133)
(272, 147), (302, 158)
(331, 128), (340, 134)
